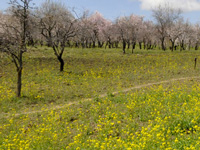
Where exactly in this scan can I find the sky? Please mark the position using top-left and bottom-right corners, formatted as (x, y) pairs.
(0, 0), (200, 24)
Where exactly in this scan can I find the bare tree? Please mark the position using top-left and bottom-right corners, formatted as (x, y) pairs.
(74, 10), (90, 48)
(115, 16), (131, 54)
(177, 21), (191, 51)
(192, 24), (200, 50)
(152, 4), (182, 50)
(167, 18), (184, 51)
(142, 21), (156, 50)
(38, 0), (77, 72)
(0, 0), (33, 97)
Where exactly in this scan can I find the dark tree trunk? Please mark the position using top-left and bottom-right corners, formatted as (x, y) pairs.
(123, 40), (126, 54)
(171, 40), (174, 52)
(99, 41), (104, 48)
(98, 41), (101, 48)
(16, 51), (23, 97)
(195, 43), (198, 50)
(175, 45), (177, 50)
(107, 38), (112, 49)
(81, 42), (85, 49)
(109, 42), (111, 48)
(180, 40), (185, 51)
(86, 40), (89, 48)
(58, 56), (64, 72)
(47, 38), (52, 47)
(89, 42), (92, 48)
(92, 41), (96, 48)
(150, 44), (152, 49)
(105, 41), (111, 49)
(98, 41), (103, 48)
(112, 43), (114, 48)
(188, 40), (191, 50)
(47, 42), (51, 47)
(127, 41), (130, 49)
(161, 37), (165, 51)
(132, 41), (136, 54)
(147, 41), (152, 49)
(139, 42), (142, 49)
(143, 42), (146, 49)
(17, 67), (22, 97)
(75, 42), (79, 48)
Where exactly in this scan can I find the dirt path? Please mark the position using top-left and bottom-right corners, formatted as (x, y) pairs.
(1, 76), (200, 119)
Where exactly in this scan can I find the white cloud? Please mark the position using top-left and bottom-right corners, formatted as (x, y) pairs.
(137, 0), (200, 11)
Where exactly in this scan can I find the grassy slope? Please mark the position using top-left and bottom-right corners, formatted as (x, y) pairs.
(1, 47), (200, 149)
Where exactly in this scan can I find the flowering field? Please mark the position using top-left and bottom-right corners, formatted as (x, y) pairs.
(1, 47), (200, 149)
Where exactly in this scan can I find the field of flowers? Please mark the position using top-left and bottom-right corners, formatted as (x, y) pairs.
(1, 47), (200, 149)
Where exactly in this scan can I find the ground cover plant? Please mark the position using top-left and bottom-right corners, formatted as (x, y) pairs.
(1, 79), (200, 149)
(1, 0), (200, 149)
(1, 47), (200, 149)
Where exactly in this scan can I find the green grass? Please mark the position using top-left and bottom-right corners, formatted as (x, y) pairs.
(1, 47), (200, 113)
(1, 47), (200, 149)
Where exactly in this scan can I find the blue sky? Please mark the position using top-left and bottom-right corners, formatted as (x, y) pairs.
(0, 0), (200, 24)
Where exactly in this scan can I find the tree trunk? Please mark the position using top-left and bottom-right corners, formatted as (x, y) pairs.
(111, 42), (116, 48)
(143, 42), (146, 49)
(66, 41), (71, 47)
(75, 42), (79, 48)
(132, 41), (136, 54)
(148, 43), (152, 50)
(171, 40), (174, 52)
(92, 41), (96, 48)
(98, 41), (101, 48)
(188, 40), (191, 50)
(98, 41), (104, 48)
(195, 43), (198, 50)
(161, 37), (165, 51)
(86, 40), (89, 48)
(123, 40), (126, 54)
(47, 39), (52, 47)
(139, 42), (142, 49)
(153, 43), (157, 49)
(40, 40), (43, 46)
(127, 41), (130, 49)
(180, 40), (185, 51)
(147, 41), (152, 50)
(81, 42), (85, 49)
(175, 45), (177, 50)
(109, 42), (111, 49)
(17, 67), (22, 97)
(115, 41), (119, 48)
(58, 56), (64, 72)
(16, 50), (23, 97)
(107, 38), (112, 49)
